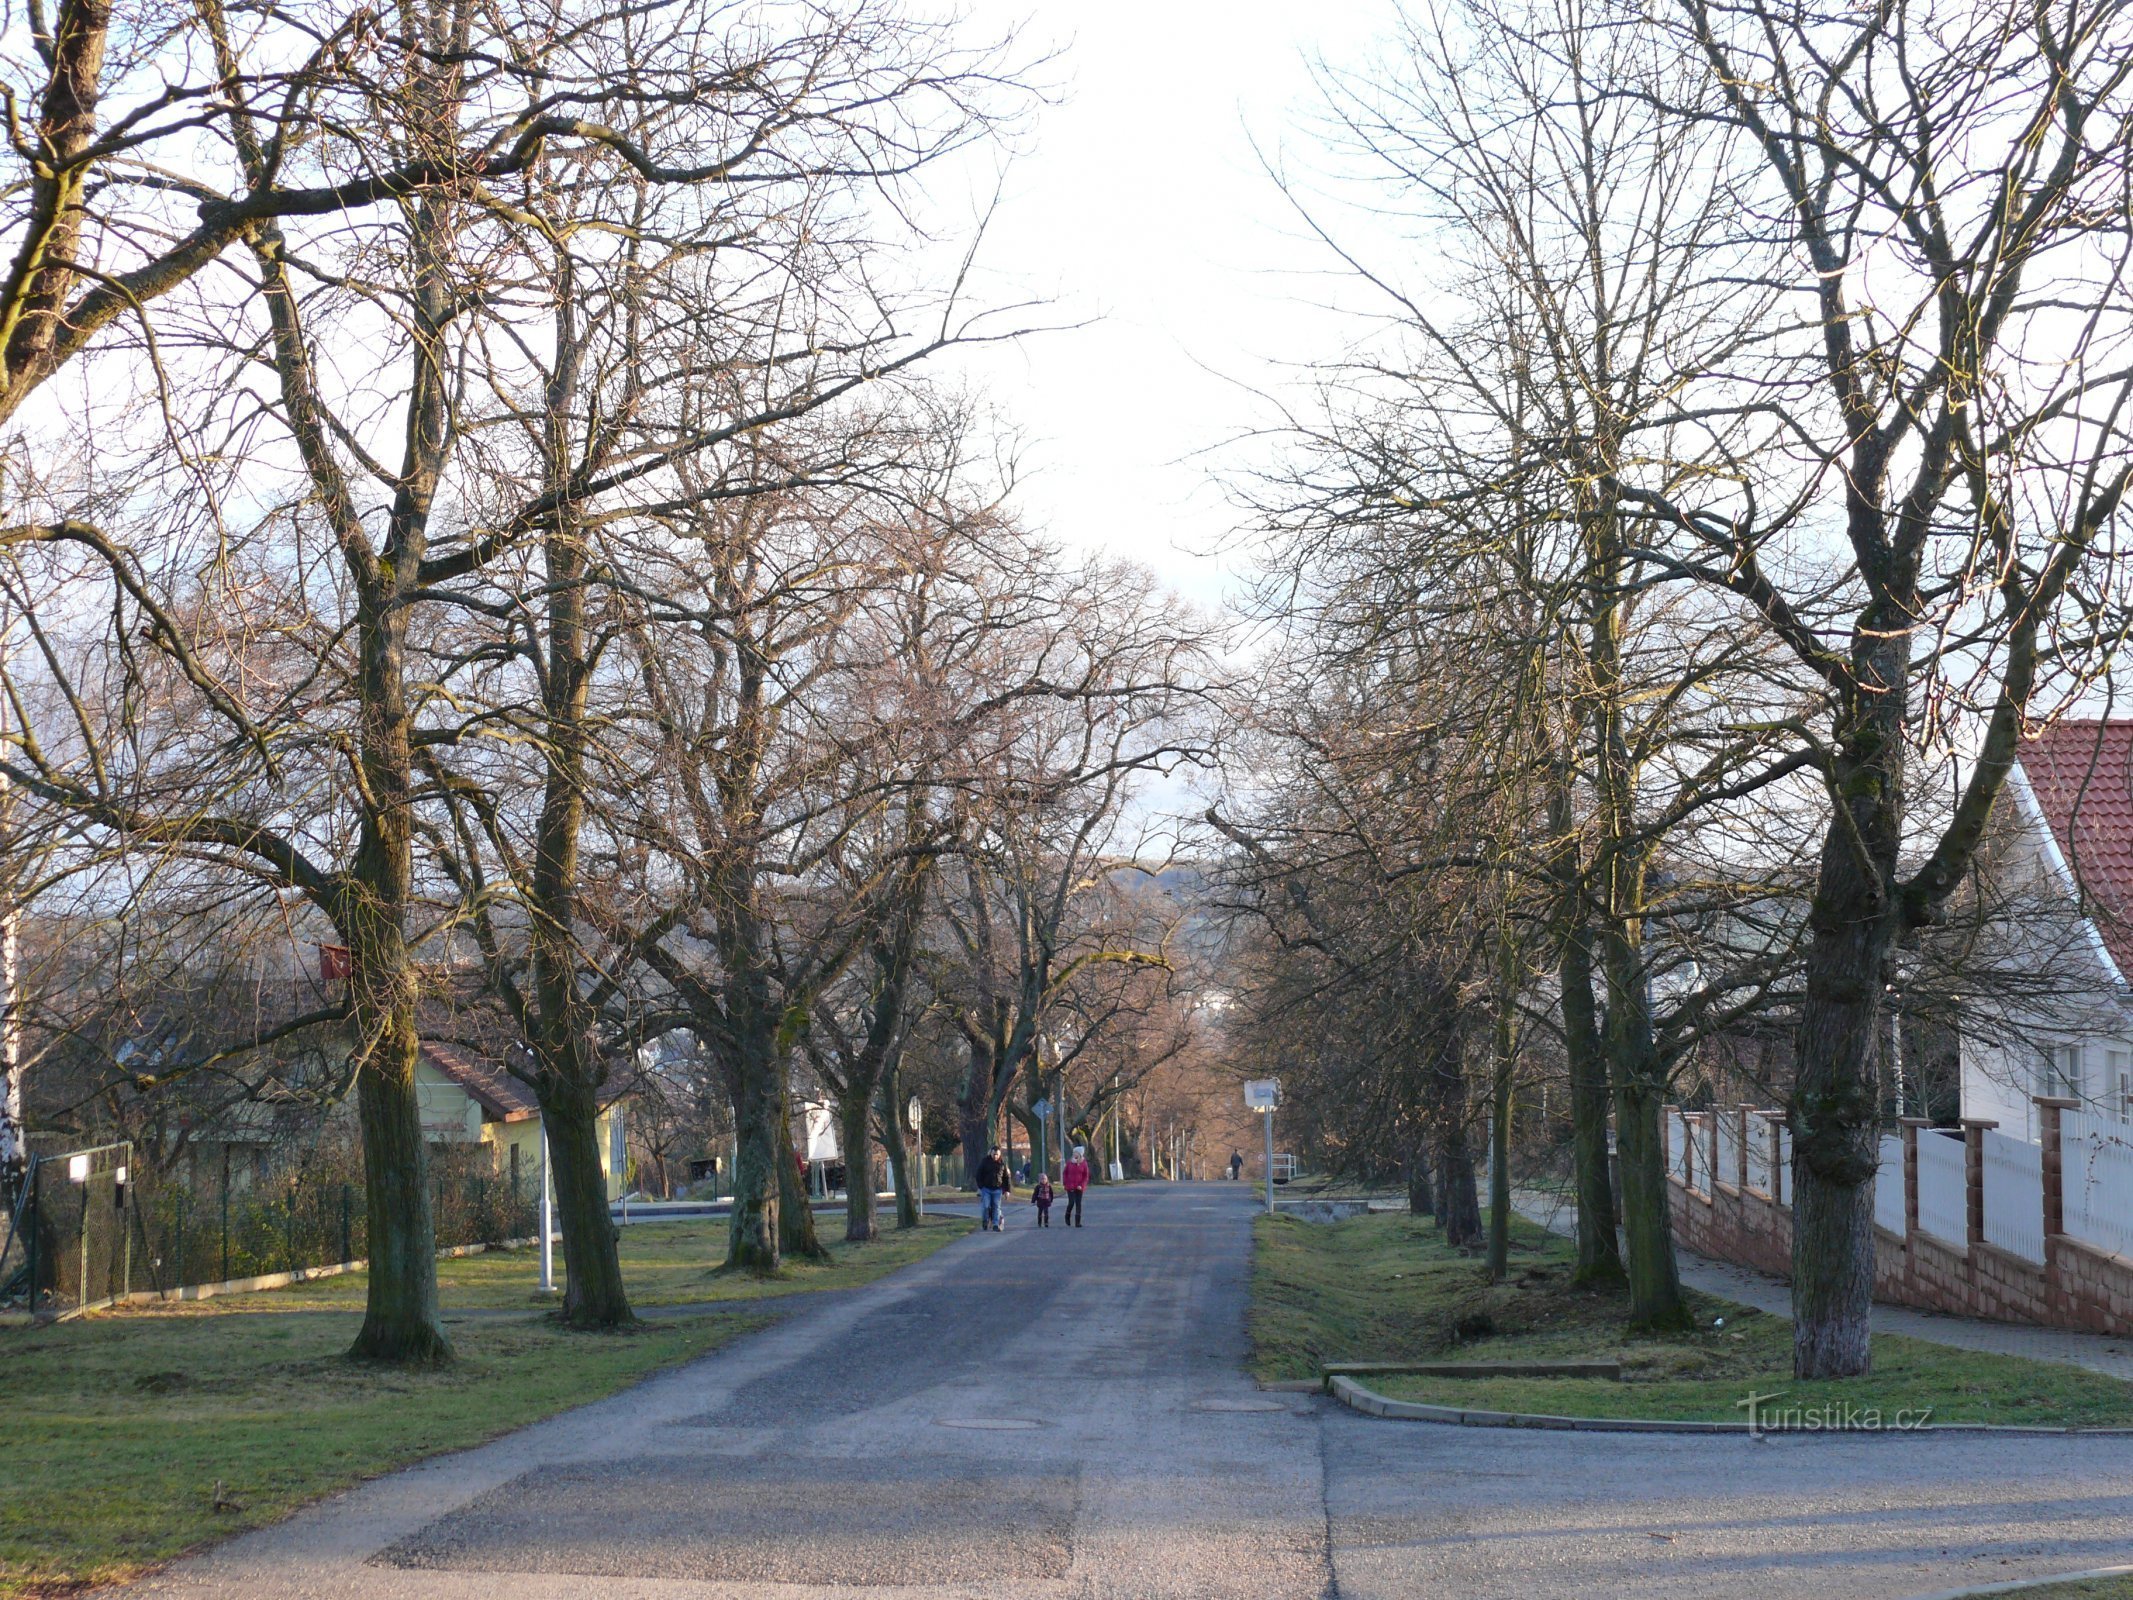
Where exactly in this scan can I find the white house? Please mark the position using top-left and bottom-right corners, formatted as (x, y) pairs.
(1960, 720), (2133, 1139)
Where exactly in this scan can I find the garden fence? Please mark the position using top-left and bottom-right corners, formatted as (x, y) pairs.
(2, 1140), (534, 1318)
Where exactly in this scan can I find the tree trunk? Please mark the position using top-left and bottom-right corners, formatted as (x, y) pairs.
(1613, 1078), (1686, 1331)
(839, 1088), (877, 1243)
(724, 1055), (782, 1273)
(1559, 922), (1624, 1288)
(955, 1084), (989, 1188)
(1435, 1126), (1483, 1248)
(881, 1070), (919, 1230)
(543, 1076), (631, 1328)
(777, 1098), (829, 1261)
(1790, 628), (1909, 1378)
(348, 997), (450, 1363)
(1405, 1136), (1432, 1217)
(1487, 1046), (1513, 1279)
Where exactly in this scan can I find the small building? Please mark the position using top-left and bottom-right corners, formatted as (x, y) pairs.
(1960, 720), (2133, 1139)
(417, 1042), (629, 1202)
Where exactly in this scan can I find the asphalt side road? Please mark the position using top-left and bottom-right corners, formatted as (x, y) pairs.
(109, 1183), (2133, 1600)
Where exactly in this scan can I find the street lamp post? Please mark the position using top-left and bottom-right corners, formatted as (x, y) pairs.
(1245, 1079), (1280, 1215)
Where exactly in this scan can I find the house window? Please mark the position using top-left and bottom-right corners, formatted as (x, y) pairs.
(2114, 1049), (2133, 1122)
(2042, 1042), (2087, 1099)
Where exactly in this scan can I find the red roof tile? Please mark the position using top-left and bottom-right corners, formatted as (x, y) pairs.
(420, 1041), (540, 1123)
(2019, 720), (2133, 979)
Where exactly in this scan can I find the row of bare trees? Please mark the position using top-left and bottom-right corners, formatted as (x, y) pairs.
(1221, 0), (2133, 1379)
(0, 0), (1226, 1364)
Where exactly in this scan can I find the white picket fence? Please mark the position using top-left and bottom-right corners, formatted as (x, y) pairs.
(1873, 1134), (1907, 1235)
(1667, 1104), (2133, 1269)
(2063, 1111), (2133, 1262)
(1979, 1128), (2045, 1263)
(1914, 1129), (1969, 1247)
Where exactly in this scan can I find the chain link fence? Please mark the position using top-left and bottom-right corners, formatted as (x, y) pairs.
(2, 1138), (535, 1318)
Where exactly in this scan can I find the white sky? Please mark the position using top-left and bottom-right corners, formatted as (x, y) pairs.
(939, 1), (1394, 611)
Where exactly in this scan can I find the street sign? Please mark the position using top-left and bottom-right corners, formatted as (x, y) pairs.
(1244, 1079), (1280, 1112)
(907, 1096), (923, 1132)
(1031, 1098), (1051, 1120)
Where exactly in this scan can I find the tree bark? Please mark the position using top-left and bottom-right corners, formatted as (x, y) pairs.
(838, 1087), (877, 1242)
(348, 981), (450, 1363)
(724, 1048), (783, 1273)
(1487, 955), (1515, 1280)
(1789, 649), (1906, 1377)
(1559, 921), (1624, 1288)
(777, 1097), (829, 1261)
(542, 1075), (630, 1327)
(881, 1069), (919, 1230)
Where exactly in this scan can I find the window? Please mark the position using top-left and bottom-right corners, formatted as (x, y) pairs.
(2114, 1048), (2133, 1122)
(2040, 1042), (2086, 1099)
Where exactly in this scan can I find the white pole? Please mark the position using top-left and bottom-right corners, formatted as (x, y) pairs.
(538, 1117), (556, 1293)
(1264, 1107), (1276, 1216)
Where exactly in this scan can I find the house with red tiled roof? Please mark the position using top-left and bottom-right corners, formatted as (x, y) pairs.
(1961, 720), (2133, 1138)
(416, 1041), (630, 1203)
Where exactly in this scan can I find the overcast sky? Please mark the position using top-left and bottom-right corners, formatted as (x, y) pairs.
(939, 1), (1393, 610)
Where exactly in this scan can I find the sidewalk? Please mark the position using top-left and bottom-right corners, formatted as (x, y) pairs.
(1512, 1189), (2133, 1384)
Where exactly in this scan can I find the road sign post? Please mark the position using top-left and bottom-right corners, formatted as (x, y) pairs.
(1245, 1079), (1280, 1215)
(538, 1117), (556, 1294)
(908, 1095), (924, 1221)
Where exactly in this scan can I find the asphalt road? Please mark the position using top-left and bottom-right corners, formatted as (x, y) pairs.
(113, 1182), (2133, 1600)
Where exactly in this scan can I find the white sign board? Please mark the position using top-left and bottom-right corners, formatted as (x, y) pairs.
(907, 1096), (923, 1132)
(1244, 1079), (1280, 1112)
(800, 1101), (840, 1162)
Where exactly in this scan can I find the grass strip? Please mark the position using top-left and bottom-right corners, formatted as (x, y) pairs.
(0, 1310), (765, 1597)
(1251, 1211), (2133, 1429)
(138, 1212), (972, 1314)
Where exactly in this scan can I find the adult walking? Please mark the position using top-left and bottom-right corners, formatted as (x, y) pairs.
(974, 1145), (1012, 1232)
(1229, 1149), (1244, 1182)
(1062, 1145), (1090, 1227)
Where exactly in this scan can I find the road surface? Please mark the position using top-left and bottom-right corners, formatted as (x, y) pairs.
(115, 1182), (2133, 1599)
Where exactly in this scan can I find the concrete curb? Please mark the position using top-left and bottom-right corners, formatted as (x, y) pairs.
(1899, 1563), (2133, 1599)
(1324, 1374), (2133, 1437)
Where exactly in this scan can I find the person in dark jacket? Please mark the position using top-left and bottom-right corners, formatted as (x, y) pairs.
(974, 1146), (1012, 1231)
(1031, 1172), (1055, 1226)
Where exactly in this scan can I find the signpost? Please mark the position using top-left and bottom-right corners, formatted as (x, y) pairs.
(1245, 1079), (1280, 1215)
(537, 1117), (554, 1297)
(908, 1096), (924, 1221)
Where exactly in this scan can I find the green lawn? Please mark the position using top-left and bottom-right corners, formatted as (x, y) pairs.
(1252, 1211), (2133, 1428)
(0, 1311), (765, 1597)
(1954, 1580), (2133, 1599)
(146, 1212), (972, 1314)
(0, 1213), (973, 1595)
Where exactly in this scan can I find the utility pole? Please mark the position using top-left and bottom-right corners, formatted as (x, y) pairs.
(538, 1117), (556, 1294)
(1246, 1079), (1280, 1215)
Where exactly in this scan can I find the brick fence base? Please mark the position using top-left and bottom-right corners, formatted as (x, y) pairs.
(1667, 1172), (2133, 1337)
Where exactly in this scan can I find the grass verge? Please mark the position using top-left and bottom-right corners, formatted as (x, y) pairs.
(0, 1310), (766, 1597)
(1251, 1211), (2133, 1428)
(1954, 1581), (2133, 1599)
(139, 1212), (973, 1314)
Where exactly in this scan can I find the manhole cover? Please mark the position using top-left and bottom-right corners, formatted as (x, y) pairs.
(936, 1417), (1043, 1431)
(1193, 1398), (1289, 1413)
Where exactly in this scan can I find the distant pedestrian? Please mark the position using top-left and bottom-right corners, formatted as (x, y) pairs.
(1229, 1150), (1244, 1182)
(1032, 1172), (1055, 1226)
(975, 1145), (1012, 1231)
(1062, 1145), (1090, 1227)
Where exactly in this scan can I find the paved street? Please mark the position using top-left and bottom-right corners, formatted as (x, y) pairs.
(116, 1184), (2133, 1600)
